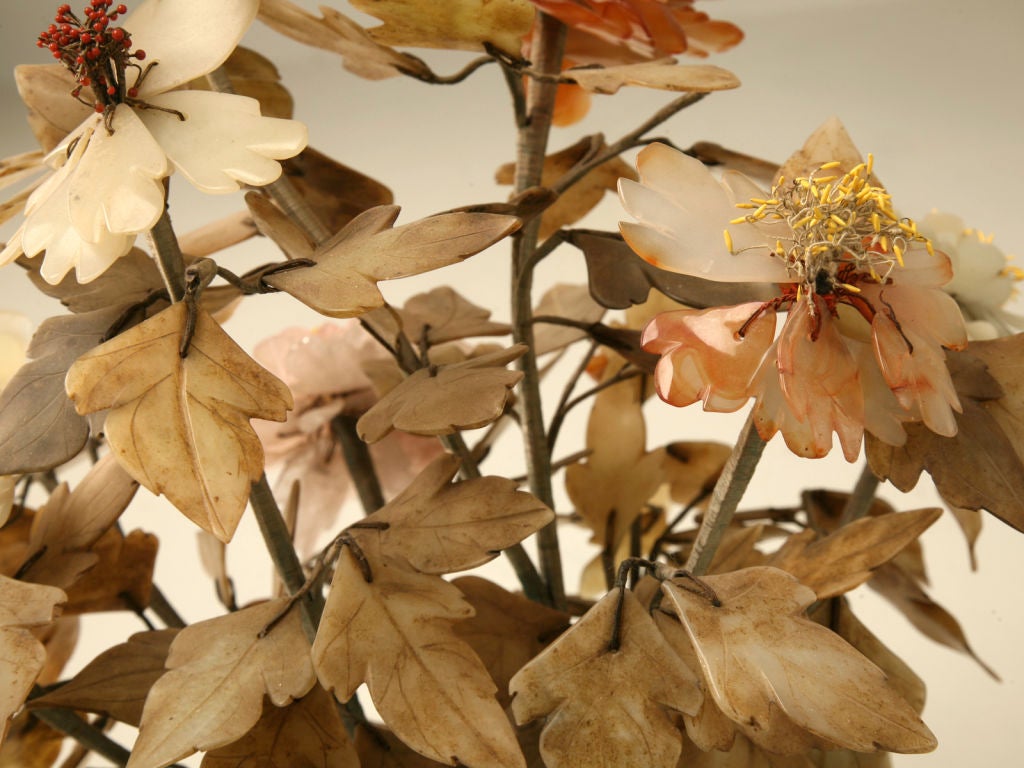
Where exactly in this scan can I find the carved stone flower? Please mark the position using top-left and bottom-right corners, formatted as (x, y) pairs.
(0, 0), (307, 284)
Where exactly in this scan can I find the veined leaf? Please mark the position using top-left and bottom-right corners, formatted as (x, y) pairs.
(564, 61), (740, 94)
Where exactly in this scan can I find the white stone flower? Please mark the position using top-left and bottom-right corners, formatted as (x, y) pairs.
(0, 0), (308, 284)
(917, 211), (1023, 339)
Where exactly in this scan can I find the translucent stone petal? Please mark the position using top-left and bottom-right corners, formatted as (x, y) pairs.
(137, 91), (308, 193)
(862, 283), (967, 351)
(889, 242), (953, 287)
(126, 0), (259, 97)
(69, 105), (167, 238)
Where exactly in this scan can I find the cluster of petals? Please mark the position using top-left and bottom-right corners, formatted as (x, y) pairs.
(917, 211), (1024, 339)
(0, 0), (308, 285)
(254, 322), (442, 554)
(620, 143), (968, 460)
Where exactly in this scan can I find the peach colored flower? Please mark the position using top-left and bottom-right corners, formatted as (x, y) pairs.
(620, 143), (967, 460)
(254, 322), (442, 554)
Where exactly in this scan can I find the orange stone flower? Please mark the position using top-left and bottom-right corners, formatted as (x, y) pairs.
(620, 143), (967, 460)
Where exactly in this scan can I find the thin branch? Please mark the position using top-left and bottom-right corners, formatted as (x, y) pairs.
(547, 340), (598, 453)
(548, 367), (644, 454)
(685, 412), (766, 575)
(147, 207), (186, 303)
(330, 414), (386, 514)
(33, 708), (188, 768)
(148, 583), (186, 628)
(402, 55), (495, 85)
(838, 463), (882, 528)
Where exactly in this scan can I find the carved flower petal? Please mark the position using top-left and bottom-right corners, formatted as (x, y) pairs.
(642, 302), (775, 411)
(126, 0), (259, 97)
(888, 241), (953, 288)
(137, 91), (308, 193)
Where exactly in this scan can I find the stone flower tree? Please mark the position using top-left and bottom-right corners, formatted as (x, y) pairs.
(0, 0), (1018, 766)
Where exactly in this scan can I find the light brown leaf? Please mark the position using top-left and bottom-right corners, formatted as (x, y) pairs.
(357, 455), (553, 574)
(258, 0), (431, 80)
(868, 562), (997, 679)
(33, 615), (79, 687)
(350, 0), (533, 55)
(661, 567), (936, 754)
(510, 589), (702, 768)
(265, 205), (520, 318)
(197, 532), (236, 611)
(188, 46), (294, 119)
(497, 137), (636, 241)
(662, 441), (732, 505)
(775, 117), (879, 188)
(355, 725), (448, 767)
(532, 283), (605, 356)
(398, 287), (511, 345)
(451, 576), (569, 707)
(246, 190), (316, 261)
(313, 542), (525, 767)
(947, 504), (982, 570)
(62, 528), (158, 614)
(178, 211), (261, 260)
(201, 684), (357, 768)
(31, 628), (177, 727)
(128, 599), (316, 768)
(0, 576), (65, 744)
(0, 306), (125, 475)
(676, 732), (815, 767)
(565, 61), (739, 94)
(0, 713), (64, 768)
(357, 345), (525, 441)
(19, 248), (165, 313)
(768, 508), (942, 599)
(65, 303), (293, 542)
(13, 64), (91, 153)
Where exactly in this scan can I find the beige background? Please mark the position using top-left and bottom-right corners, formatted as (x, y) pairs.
(1, 0), (1023, 765)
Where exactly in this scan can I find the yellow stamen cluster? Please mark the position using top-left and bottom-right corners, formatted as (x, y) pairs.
(725, 156), (935, 296)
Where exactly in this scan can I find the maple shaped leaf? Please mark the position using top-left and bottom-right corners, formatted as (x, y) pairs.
(264, 205), (520, 318)
(356, 455), (553, 574)
(1, 575), (66, 745)
(65, 303), (293, 542)
(564, 61), (740, 94)
(661, 566), (937, 755)
(313, 540), (524, 768)
(128, 598), (316, 768)
(510, 589), (702, 768)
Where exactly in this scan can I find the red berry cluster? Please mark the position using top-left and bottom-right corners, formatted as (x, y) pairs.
(37, 1), (147, 113)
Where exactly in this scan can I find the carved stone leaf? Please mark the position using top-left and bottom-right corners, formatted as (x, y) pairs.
(257, 0), (430, 80)
(358, 455), (553, 574)
(201, 684), (358, 768)
(661, 567), (937, 755)
(661, 441), (732, 504)
(355, 726), (448, 767)
(0, 713), (64, 768)
(565, 61), (740, 94)
(398, 287), (511, 345)
(569, 230), (776, 310)
(19, 248), (165, 313)
(246, 191), (316, 261)
(532, 283), (605, 356)
(510, 589), (702, 768)
(13, 64), (91, 153)
(357, 345), (525, 442)
(349, 0), (532, 55)
(265, 205), (520, 318)
(868, 562), (997, 678)
(128, 599), (316, 768)
(776, 117), (877, 188)
(188, 46), (294, 119)
(62, 528), (158, 614)
(0, 576), (65, 744)
(31, 628), (176, 727)
(313, 543), (525, 768)
(0, 306), (124, 475)
(497, 137), (636, 241)
(768, 508), (942, 600)
(450, 576), (569, 707)
(178, 211), (261, 261)
(65, 303), (293, 542)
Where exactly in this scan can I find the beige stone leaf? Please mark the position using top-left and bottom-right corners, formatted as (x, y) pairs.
(178, 211), (261, 260)
(676, 731), (816, 767)
(661, 567), (937, 754)
(451, 576), (569, 707)
(313, 542), (525, 767)
(257, 0), (431, 80)
(65, 303), (293, 542)
(662, 442), (732, 505)
(497, 137), (637, 241)
(565, 61), (740, 94)
(775, 117), (879, 187)
(0, 713), (64, 768)
(566, 358), (664, 547)
(265, 205), (520, 318)
(355, 725), (449, 767)
(245, 190), (316, 261)
(62, 528), (158, 614)
(947, 504), (982, 570)
(510, 589), (702, 768)
(532, 283), (605, 356)
(0, 306), (126, 475)
(33, 614), (79, 688)
(0, 576), (65, 744)
(357, 345), (525, 441)
(30, 628), (176, 727)
(201, 684), (357, 767)
(13, 65), (91, 153)
(768, 508), (942, 600)
(20, 248), (164, 313)
(197, 532), (236, 611)
(350, 0), (533, 55)
(187, 46), (294, 119)
(579, 510), (667, 598)
(357, 455), (553, 574)
(398, 286), (511, 345)
(128, 599), (316, 768)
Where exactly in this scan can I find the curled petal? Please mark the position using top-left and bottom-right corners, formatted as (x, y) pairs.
(137, 91), (308, 193)
(872, 312), (961, 437)
(619, 143), (790, 282)
(775, 299), (864, 461)
(642, 302), (774, 411)
(126, 0), (259, 97)
(888, 241), (953, 287)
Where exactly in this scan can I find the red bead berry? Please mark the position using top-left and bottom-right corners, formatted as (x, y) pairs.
(94, 103), (104, 113)
(107, 85), (116, 96)
(52, 51), (62, 59)
(111, 28), (124, 41)
(87, 47), (100, 59)
(134, 49), (145, 60)
(48, 41), (59, 51)
(127, 87), (138, 98)
(81, 32), (91, 43)
(117, 3), (127, 11)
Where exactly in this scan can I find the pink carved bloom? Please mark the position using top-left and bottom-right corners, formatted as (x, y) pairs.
(254, 322), (442, 554)
(621, 143), (968, 460)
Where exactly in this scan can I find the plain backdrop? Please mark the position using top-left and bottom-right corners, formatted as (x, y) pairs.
(1, 0), (1023, 765)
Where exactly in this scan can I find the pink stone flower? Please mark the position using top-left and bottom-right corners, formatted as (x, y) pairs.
(620, 143), (967, 460)
(254, 322), (442, 554)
